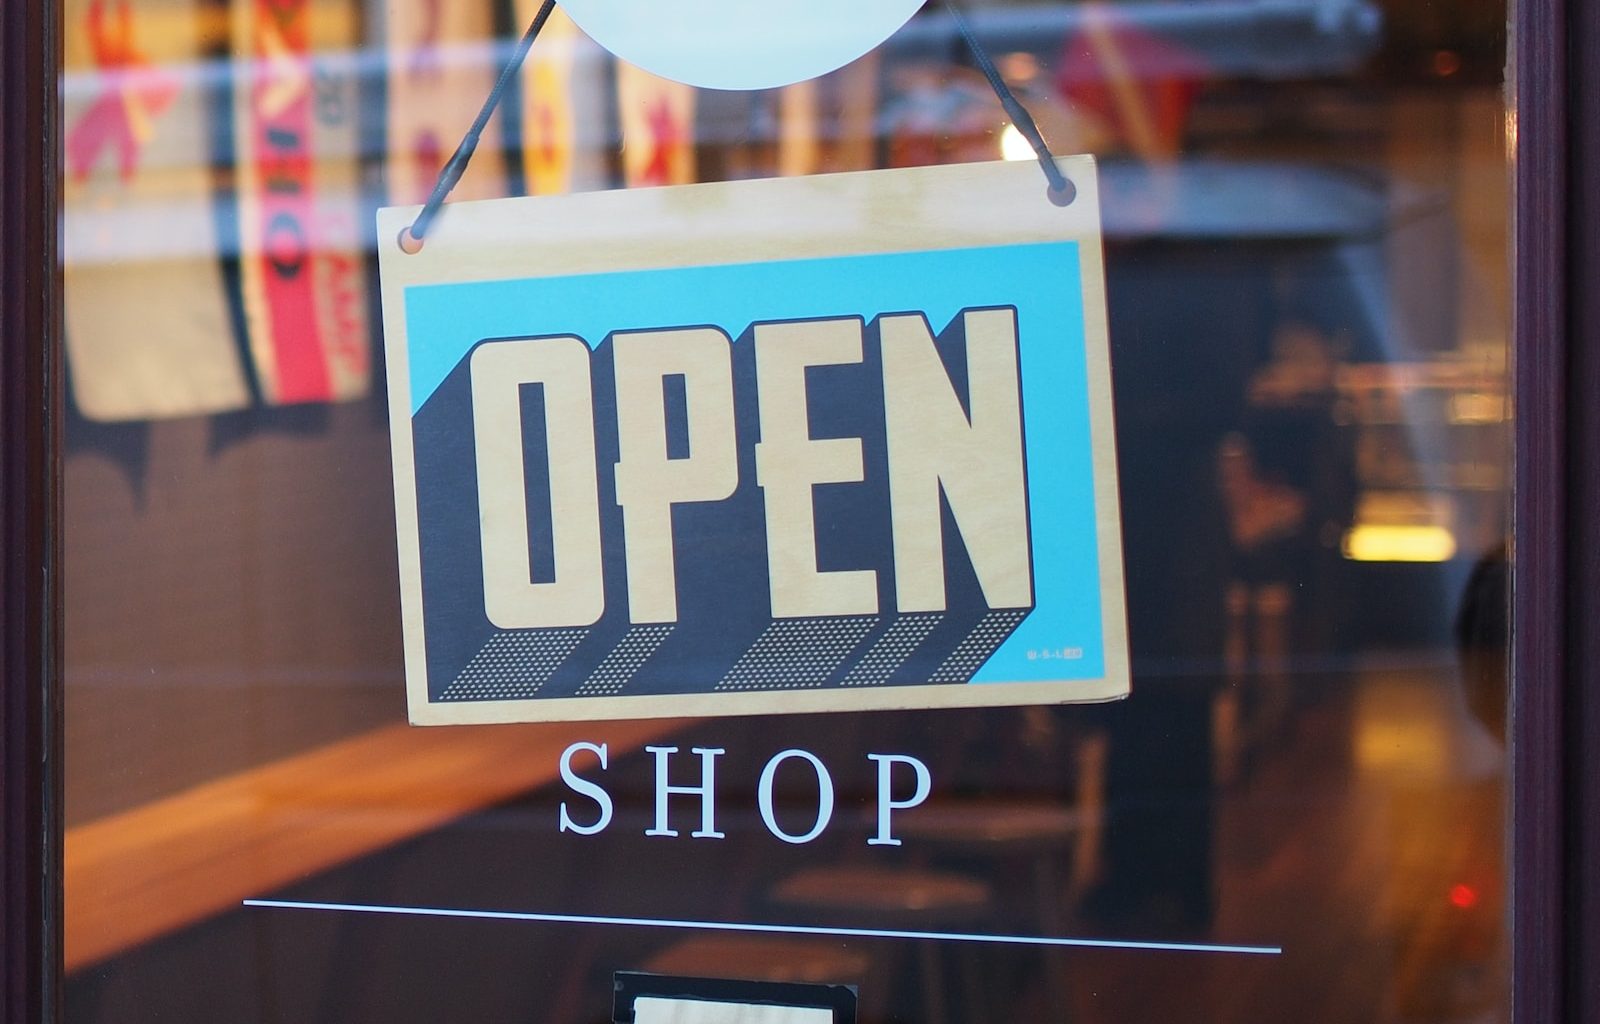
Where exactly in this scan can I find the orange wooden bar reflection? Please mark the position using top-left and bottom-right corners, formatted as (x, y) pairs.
(64, 718), (685, 972)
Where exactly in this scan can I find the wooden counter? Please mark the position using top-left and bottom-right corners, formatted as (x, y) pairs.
(65, 717), (684, 972)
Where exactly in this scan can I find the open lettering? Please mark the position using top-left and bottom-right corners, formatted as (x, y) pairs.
(470, 309), (1033, 628)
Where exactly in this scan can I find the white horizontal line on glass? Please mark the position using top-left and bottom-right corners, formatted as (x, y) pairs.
(242, 898), (1283, 956)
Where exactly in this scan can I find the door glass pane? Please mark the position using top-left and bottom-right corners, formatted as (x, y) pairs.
(62, 0), (1511, 1021)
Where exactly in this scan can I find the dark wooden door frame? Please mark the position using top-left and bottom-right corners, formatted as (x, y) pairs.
(1512, 0), (1600, 1019)
(0, 0), (61, 1021)
(0, 0), (1592, 1020)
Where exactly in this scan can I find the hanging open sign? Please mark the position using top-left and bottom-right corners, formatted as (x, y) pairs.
(378, 158), (1128, 725)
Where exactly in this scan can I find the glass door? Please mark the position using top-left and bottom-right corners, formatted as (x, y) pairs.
(51, 1), (1518, 1021)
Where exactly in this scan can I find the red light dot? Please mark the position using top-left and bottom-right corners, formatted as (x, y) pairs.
(1449, 884), (1479, 909)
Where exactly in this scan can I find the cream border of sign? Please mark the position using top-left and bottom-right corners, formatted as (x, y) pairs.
(378, 157), (1129, 726)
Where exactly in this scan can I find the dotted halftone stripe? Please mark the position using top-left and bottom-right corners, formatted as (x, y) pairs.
(840, 614), (943, 686)
(929, 609), (1030, 683)
(440, 629), (589, 701)
(576, 625), (675, 696)
(715, 616), (878, 691)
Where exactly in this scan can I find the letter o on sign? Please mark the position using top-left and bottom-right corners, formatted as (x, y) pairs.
(757, 749), (835, 844)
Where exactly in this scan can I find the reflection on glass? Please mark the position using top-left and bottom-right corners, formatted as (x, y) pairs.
(62, 0), (1510, 1021)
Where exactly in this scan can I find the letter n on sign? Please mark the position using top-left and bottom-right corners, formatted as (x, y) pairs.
(377, 159), (1129, 725)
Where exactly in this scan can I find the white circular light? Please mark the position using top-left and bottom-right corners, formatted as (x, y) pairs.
(558, 0), (926, 91)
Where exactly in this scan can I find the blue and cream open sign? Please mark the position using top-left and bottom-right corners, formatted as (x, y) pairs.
(378, 158), (1129, 724)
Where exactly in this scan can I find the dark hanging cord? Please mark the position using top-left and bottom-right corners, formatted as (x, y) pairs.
(401, 0), (1073, 252)
(402, 0), (559, 251)
(943, 0), (1075, 205)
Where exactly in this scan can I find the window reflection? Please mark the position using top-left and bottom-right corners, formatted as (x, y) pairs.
(62, 1), (1510, 1021)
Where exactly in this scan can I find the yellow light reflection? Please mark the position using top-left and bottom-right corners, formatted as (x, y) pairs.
(1342, 525), (1458, 563)
(999, 123), (1033, 162)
